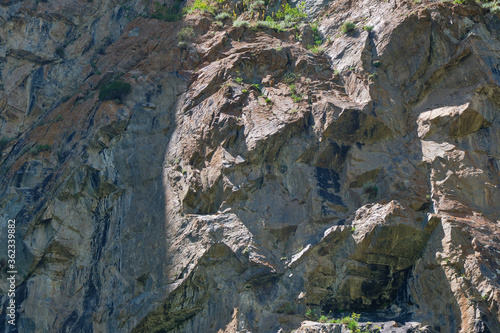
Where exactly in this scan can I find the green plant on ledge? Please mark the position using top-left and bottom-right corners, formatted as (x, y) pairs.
(98, 80), (131, 102)
(341, 21), (356, 34)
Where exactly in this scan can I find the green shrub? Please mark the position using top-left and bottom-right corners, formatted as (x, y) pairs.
(98, 80), (131, 102)
(308, 44), (325, 54)
(215, 12), (230, 20)
(283, 72), (297, 84)
(362, 25), (373, 32)
(177, 27), (195, 41)
(292, 94), (302, 103)
(341, 21), (356, 33)
(276, 2), (307, 22)
(183, 0), (216, 14)
(233, 19), (250, 27)
(251, 83), (261, 91)
(372, 60), (381, 67)
(253, 20), (274, 29)
(481, 0), (500, 13)
(310, 22), (323, 45)
(265, 97), (272, 104)
(305, 308), (317, 320)
(250, 0), (265, 12)
(151, 0), (183, 21)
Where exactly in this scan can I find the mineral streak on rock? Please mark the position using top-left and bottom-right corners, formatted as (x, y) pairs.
(0, 0), (499, 332)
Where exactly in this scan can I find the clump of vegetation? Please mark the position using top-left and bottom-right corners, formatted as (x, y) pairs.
(362, 25), (373, 32)
(250, 0), (265, 12)
(183, 0), (216, 14)
(234, 76), (244, 84)
(265, 97), (272, 104)
(368, 73), (378, 80)
(292, 94), (302, 103)
(250, 83), (261, 92)
(30, 144), (51, 156)
(311, 22), (322, 44)
(305, 308), (318, 320)
(308, 44), (325, 54)
(481, 0), (500, 13)
(283, 72), (297, 84)
(276, 2), (307, 22)
(215, 12), (231, 20)
(233, 19), (251, 27)
(178, 27), (195, 42)
(252, 2), (307, 32)
(151, 0), (184, 21)
(341, 21), (356, 33)
(98, 80), (131, 102)
(307, 312), (369, 333)
(372, 60), (381, 67)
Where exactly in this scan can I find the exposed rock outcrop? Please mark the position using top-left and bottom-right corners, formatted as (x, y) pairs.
(0, 0), (499, 332)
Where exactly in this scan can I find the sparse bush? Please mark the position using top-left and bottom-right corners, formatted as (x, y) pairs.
(183, 0), (216, 14)
(177, 27), (195, 42)
(368, 73), (378, 80)
(253, 20), (274, 29)
(215, 12), (230, 20)
(151, 0), (183, 21)
(98, 80), (131, 102)
(250, 0), (265, 12)
(233, 19), (250, 27)
(341, 21), (356, 33)
(276, 2), (307, 22)
(283, 72), (297, 84)
(250, 83), (261, 91)
(372, 60), (381, 67)
(311, 22), (322, 45)
(481, 0), (500, 13)
(292, 94), (302, 103)
(305, 308), (317, 320)
(308, 44), (325, 54)
(362, 25), (373, 32)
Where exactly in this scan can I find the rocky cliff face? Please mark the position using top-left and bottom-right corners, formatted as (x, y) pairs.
(0, 0), (499, 332)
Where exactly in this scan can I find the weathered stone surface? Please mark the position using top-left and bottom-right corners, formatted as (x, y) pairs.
(0, 0), (499, 332)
